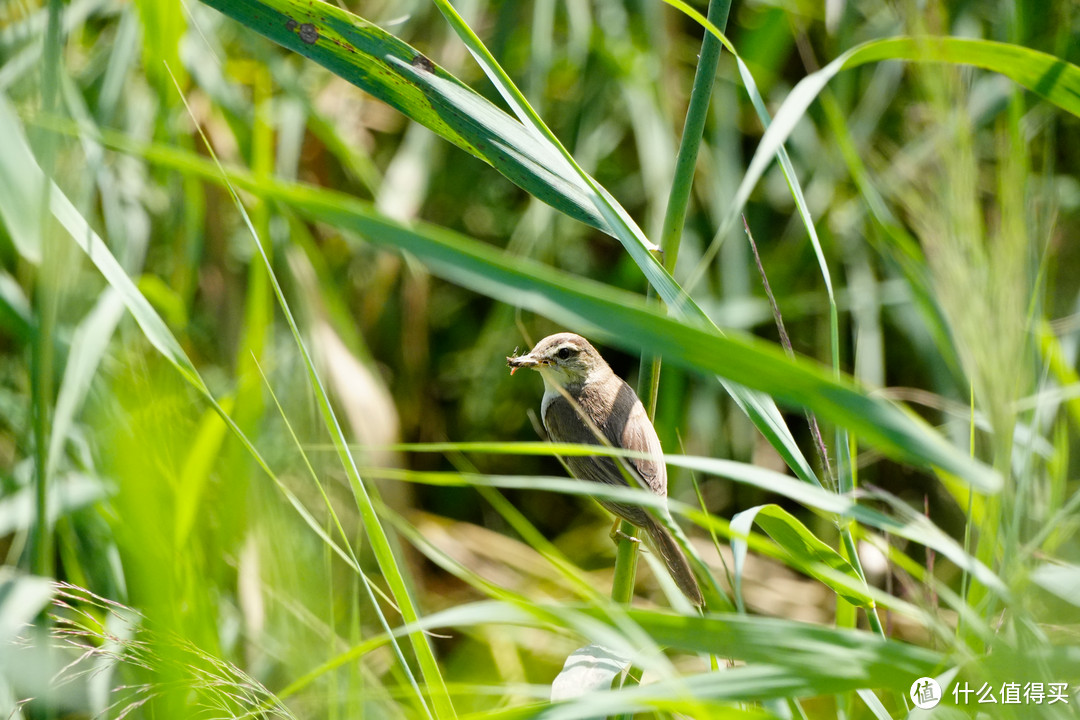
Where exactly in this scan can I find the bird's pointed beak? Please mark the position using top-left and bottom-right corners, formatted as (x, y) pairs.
(507, 353), (539, 376)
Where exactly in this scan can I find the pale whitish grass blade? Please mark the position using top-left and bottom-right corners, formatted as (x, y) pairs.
(857, 688), (893, 720)
(45, 289), (124, 480)
(0, 475), (104, 538)
(0, 271), (32, 339)
(0, 571), (54, 644)
(550, 645), (632, 702)
(1029, 562), (1080, 608)
(0, 96), (44, 262)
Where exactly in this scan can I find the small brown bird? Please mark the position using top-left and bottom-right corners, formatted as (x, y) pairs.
(507, 332), (704, 606)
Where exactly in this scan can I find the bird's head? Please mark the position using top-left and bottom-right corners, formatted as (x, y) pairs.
(506, 333), (608, 388)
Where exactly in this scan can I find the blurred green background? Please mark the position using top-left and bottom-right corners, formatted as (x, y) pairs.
(1, 0), (1079, 717)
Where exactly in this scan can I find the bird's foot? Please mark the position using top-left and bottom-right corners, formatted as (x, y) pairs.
(609, 518), (641, 545)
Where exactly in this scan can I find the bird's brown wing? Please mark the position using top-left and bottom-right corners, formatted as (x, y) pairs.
(542, 383), (666, 528)
(542, 394), (624, 484)
(617, 392), (667, 497)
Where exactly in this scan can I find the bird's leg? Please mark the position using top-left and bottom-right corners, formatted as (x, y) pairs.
(609, 518), (641, 545)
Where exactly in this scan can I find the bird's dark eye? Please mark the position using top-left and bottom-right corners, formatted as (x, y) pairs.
(556, 347), (574, 360)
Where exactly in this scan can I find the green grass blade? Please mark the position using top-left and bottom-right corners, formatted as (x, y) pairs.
(32, 111), (1002, 529)
(657, 0), (732, 272)
(28, 116), (994, 493)
(397, 601), (943, 695)
(355, 459), (1005, 601)
(727, 37), (1080, 241)
(196, 0), (612, 234)
(731, 504), (871, 609)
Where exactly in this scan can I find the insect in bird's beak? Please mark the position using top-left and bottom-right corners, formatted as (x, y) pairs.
(506, 351), (539, 376)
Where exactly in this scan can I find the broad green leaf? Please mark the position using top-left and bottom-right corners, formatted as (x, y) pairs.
(48, 109), (1003, 527)
(731, 504), (871, 609)
(197, 0), (611, 234)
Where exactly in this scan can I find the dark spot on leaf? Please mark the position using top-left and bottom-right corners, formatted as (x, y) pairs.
(299, 23), (318, 44)
(285, 19), (297, 30)
(411, 53), (434, 72)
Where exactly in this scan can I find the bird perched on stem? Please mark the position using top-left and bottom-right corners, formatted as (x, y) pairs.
(507, 332), (704, 607)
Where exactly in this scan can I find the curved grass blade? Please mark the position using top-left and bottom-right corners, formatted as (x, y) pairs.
(550, 645), (632, 702)
(731, 504), (871, 609)
(724, 37), (1080, 248)
(0, 571), (55, 644)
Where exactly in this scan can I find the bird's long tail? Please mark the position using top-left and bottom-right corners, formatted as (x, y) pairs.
(643, 516), (704, 607)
